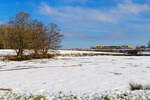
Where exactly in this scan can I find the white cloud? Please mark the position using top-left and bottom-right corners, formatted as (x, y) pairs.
(39, 1), (150, 24)
(39, 2), (115, 23)
(37, 0), (150, 48)
(39, 2), (67, 17)
(117, 1), (150, 15)
(38, 0), (150, 40)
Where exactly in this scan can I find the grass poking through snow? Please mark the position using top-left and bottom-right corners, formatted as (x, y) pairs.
(129, 83), (150, 91)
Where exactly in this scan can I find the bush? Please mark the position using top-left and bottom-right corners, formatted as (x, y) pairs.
(5, 54), (56, 61)
(129, 83), (143, 90)
(144, 85), (150, 90)
(129, 83), (150, 91)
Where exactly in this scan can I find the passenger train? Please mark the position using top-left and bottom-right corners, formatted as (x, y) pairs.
(96, 45), (130, 49)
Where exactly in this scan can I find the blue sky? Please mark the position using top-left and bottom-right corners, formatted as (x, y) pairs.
(1, 0), (150, 48)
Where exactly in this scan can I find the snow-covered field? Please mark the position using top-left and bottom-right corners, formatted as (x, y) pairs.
(0, 49), (150, 99)
(57, 50), (123, 55)
(0, 55), (150, 96)
(0, 49), (123, 56)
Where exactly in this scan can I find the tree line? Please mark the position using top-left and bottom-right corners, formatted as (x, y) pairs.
(135, 41), (150, 49)
(0, 11), (63, 58)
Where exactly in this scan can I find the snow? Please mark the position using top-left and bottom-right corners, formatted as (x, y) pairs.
(141, 51), (150, 54)
(0, 53), (150, 95)
(57, 50), (123, 55)
(0, 49), (16, 56)
(0, 49), (123, 56)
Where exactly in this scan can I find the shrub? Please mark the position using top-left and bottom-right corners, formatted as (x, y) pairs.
(4, 54), (56, 61)
(144, 85), (150, 90)
(129, 83), (150, 91)
(129, 83), (143, 90)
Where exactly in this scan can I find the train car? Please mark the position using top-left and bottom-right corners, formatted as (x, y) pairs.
(96, 45), (130, 49)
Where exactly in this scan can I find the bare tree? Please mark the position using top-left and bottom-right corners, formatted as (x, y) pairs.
(0, 11), (64, 59)
(47, 23), (63, 49)
(30, 19), (48, 55)
(0, 11), (32, 57)
(0, 24), (9, 49)
(30, 22), (63, 55)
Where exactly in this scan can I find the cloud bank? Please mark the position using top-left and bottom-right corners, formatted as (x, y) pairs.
(39, 1), (150, 23)
(38, 0), (150, 48)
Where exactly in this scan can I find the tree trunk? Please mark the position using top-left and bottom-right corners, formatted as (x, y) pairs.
(42, 48), (48, 55)
(17, 48), (23, 58)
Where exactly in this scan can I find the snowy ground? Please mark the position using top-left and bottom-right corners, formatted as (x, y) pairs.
(0, 49), (123, 56)
(57, 50), (123, 55)
(0, 55), (150, 95)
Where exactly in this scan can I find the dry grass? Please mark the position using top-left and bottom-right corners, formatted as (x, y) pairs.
(59, 53), (106, 57)
(129, 83), (143, 91)
(144, 85), (150, 90)
(0, 52), (135, 61)
(129, 83), (150, 91)
(4, 54), (56, 61)
(0, 88), (12, 92)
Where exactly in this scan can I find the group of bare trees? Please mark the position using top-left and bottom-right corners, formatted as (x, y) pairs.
(0, 11), (63, 58)
(135, 40), (150, 50)
(148, 41), (150, 48)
